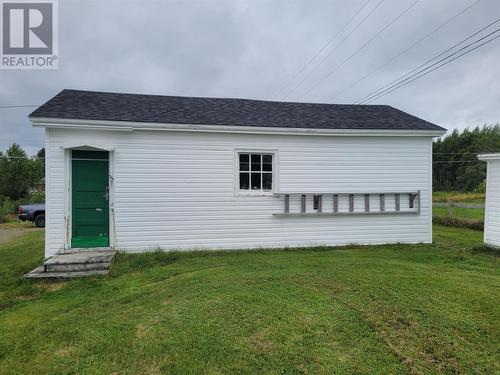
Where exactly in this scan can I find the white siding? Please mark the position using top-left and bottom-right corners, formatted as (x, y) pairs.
(44, 127), (433, 257)
(484, 159), (500, 247)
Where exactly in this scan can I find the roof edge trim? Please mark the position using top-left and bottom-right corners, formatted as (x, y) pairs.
(31, 117), (446, 137)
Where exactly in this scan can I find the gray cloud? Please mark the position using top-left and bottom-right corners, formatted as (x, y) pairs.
(1, 0), (499, 154)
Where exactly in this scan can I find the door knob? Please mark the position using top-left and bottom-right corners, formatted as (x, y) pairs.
(96, 208), (102, 212)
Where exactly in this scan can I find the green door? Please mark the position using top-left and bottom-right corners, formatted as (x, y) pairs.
(71, 150), (109, 248)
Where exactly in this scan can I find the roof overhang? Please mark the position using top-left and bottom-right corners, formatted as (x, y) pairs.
(478, 153), (500, 161)
(31, 117), (447, 137)
(60, 143), (114, 151)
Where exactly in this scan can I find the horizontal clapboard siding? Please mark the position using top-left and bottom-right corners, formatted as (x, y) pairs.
(44, 128), (432, 256)
(485, 160), (500, 247)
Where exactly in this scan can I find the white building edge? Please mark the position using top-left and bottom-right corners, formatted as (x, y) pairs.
(478, 153), (500, 248)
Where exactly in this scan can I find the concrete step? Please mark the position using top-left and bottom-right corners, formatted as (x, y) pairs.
(44, 250), (116, 272)
(24, 266), (109, 279)
(45, 261), (112, 272)
(23, 250), (117, 279)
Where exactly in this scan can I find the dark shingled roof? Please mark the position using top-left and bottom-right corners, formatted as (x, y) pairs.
(30, 89), (445, 131)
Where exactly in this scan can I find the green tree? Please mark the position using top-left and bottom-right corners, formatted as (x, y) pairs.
(0, 144), (44, 200)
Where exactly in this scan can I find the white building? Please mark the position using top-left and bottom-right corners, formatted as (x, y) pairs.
(478, 153), (500, 247)
(30, 89), (446, 258)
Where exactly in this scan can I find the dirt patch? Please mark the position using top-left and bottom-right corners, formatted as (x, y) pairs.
(55, 346), (76, 357)
(38, 282), (67, 292)
(0, 227), (41, 245)
(15, 295), (35, 301)
(244, 331), (275, 353)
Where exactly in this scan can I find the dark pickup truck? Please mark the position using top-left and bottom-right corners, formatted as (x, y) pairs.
(18, 203), (45, 227)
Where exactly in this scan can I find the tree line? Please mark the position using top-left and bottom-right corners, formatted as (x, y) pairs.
(433, 124), (500, 192)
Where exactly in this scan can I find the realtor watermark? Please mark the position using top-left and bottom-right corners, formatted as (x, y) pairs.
(1, 0), (58, 69)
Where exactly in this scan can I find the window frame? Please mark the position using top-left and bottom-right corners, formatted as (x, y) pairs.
(234, 149), (278, 196)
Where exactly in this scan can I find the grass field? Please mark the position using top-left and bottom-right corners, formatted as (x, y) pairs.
(0, 227), (499, 374)
(433, 191), (485, 203)
(432, 192), (485, 230)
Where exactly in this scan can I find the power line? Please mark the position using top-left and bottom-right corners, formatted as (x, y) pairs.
(298, 0), (420, 101)
(272, 0), (372, 99)
(361, 29), (500, 103)
(328, 0), (482, 101)
(357, 18), (500, 104)
(281, 0), (386, 100)
(360, 29), (500, 103)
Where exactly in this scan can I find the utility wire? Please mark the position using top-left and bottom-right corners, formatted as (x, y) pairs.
(298, 0), (420, 101)
(360, 29), (500, 103)
(361, 28), (500, 103)
(357, 18), (500, 104)
(272, 0), (372, 99)
(329, 0), (482, 101)
(281, 0), (386, 100)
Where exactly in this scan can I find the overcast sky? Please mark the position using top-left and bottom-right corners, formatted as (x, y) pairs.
(1, 0), (499, 155)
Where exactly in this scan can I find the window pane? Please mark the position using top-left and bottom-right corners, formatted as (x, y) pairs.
(251, 154), (261, 171)
(263, 173), (272, 190)
(239, 173), (249, 190)
(240, 162), (249, 171)
(239, 154), (249, 171)
(251, 173), (261, 190)
(263, 154), (272, 171)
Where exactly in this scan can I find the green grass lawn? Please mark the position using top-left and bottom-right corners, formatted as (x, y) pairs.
(433, 206), (485, 221)
(0, 227), (499, 374)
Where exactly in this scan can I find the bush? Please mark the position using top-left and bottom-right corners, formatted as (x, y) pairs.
(433, 216), (484, 231)
(0, 196), (17, 223)
(473, 180), (486, 194)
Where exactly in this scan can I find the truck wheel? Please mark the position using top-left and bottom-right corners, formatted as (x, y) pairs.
(34, 214), (45, 228)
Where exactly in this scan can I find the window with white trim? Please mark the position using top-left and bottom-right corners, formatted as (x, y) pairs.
(238, 153), (273, 192)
